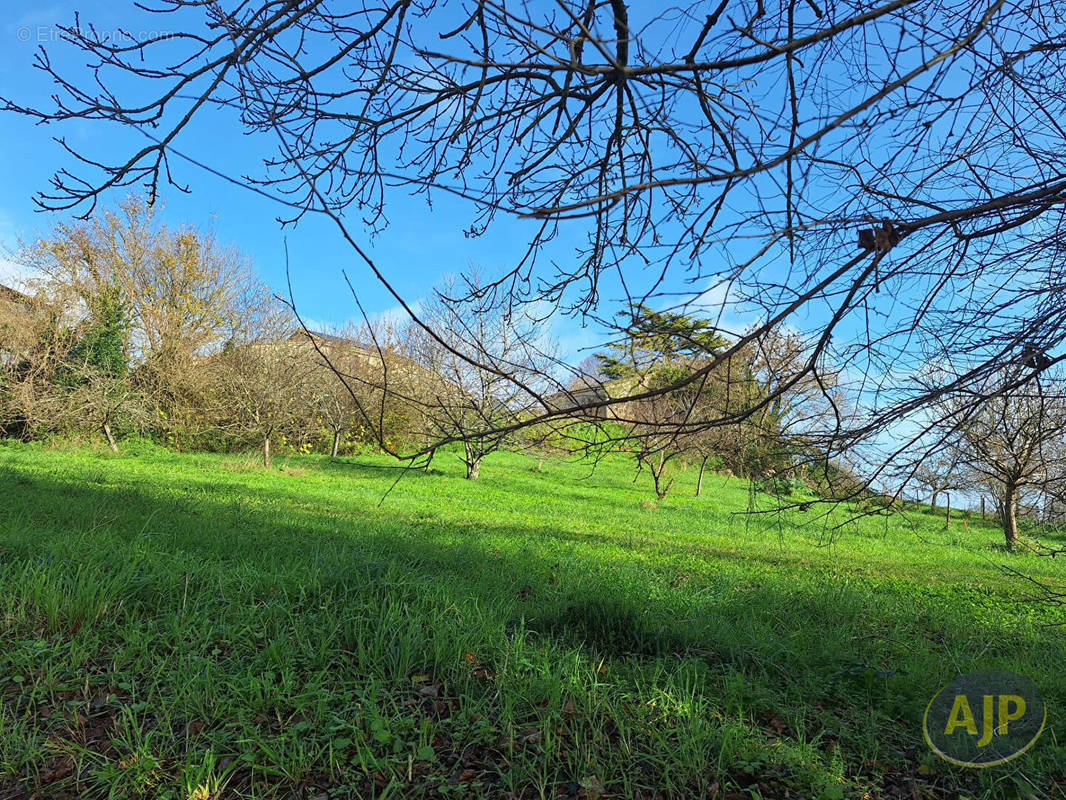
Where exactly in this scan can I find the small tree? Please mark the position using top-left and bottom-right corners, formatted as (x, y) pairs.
(23, 281), (149, 452)
(627, 365), (697, 499)
(314, 372), (355, 458)
(912, 448), (967, 519)
(209, 295), (314, 467)
(304, 329), (389, 458)
(596, 305), (728, 499)
(946, 375), (1066, 549)
(405, 272), (555, 480)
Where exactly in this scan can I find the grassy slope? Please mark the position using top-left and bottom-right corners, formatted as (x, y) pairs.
(0, 441), (1064, 799)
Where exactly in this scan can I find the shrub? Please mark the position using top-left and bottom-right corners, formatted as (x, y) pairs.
(755, 475), (801, 496)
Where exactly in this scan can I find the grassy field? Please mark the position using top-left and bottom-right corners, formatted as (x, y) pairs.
(0, 441), (1064, 800)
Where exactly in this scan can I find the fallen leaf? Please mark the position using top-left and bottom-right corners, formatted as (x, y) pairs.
(579, 775), (605, 800)
(517, 727), (542, 745)
(40, 760), (73, 783)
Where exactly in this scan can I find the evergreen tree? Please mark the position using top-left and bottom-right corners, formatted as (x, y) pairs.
(596, 304), (727, 383)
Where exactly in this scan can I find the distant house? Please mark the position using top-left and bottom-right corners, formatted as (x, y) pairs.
(0, 283), (35, 368)
(286, 327), (453, 395)
(544, 381), (617, 420)
(288, 328), (379, 363)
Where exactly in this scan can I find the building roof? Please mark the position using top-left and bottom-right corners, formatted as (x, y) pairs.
(0, 283), (30, 305)
(290, 328), (348, 345)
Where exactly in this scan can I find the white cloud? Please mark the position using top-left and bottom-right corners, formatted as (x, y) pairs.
(689, 277), (761, 337)
(294, 300), (425, 339)
(368, 301), (423, 332)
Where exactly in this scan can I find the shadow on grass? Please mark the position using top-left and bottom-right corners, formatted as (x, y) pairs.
(2, 462), (1060, 681)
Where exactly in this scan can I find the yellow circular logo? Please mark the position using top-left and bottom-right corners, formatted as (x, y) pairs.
(923, 671), (1045, 767)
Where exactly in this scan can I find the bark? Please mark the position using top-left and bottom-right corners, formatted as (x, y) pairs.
(696, 456), (708, 497)
(1002, 483), (1019, 549)
(465, 457), (481, 480)
(263, 435), (272, 469)
(651, 451), (672, 499)
(101, 421), (118, 453)
(331, 429), (341, 458)
(464, 441), (482, 480)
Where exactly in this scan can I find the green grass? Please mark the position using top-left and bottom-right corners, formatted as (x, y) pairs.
(0, 440), (1064, 799)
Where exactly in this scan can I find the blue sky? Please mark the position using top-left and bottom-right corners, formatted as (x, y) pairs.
(0, 2), (619, 360)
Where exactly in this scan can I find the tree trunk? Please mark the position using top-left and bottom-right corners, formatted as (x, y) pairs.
(331, 429), (341, 458)
(263, 436), (272, 469)
(652, 452), (672, 499)
(696, 456), (708, 497)
(463, 442), (481, 480)
(465, 457), (481, 480)
(101, 421), (118, 453)
(1002, 484), (1019, 549)
(930, 491), (937, 509)
(981, 496), (986, 518)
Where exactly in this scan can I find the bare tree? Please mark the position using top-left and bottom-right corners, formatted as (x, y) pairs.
(911, 448), (968, 512)
(50, 367), (148, 453)
(8, 1), (1066, 488)
(405, 273), (557, 480)
(302, 327), (400, 458)
(209, 295), (314, 467)
(941, 374), (1066, 548)
(314, 370), (355, 459)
